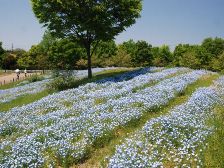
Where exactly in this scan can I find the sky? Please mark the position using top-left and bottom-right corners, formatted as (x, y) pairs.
(0, 0), (224, 51)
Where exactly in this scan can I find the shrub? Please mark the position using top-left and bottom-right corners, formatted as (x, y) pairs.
(47, 73), (77, 91)
(28, 74), (44, 82)
(75, 59), (88, 69)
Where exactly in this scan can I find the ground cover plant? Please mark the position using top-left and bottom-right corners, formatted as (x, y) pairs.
(0, 67), (210, 167)
(0, 67), (223, 167)
(108, 76), (224, 168)
(0, 68), (133, 112)
(0, 68), (116, 103)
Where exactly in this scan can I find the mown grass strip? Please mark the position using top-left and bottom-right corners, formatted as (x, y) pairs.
(0, 90), (52, 112)
(202, 105), (224, 168)
(0, 79), (28, 90)
(73, 74), (219, 168)
(0, 69), (132, 112)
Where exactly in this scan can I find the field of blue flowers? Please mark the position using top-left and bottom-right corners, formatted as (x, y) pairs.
(0, 67), (223, 167)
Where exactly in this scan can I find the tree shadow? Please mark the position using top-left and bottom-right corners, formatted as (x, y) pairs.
(95, 67), (152, 84)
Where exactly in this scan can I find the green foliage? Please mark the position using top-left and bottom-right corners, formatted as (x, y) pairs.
(211, 52), (224, 72)
(27, 45), (41, 69)
(132, 40), (153, 66)
(120, 39), (137, 58)
(31, 0), (142, 78)
(3, 34), (223, 73)
(172, 38), (224, 71)
(173, 44), (189, 66)
(28, 74), (44, 83)
(152, 45), (172, 67)
(178, 50), (201, 69)
(0, 42), (5, 68)
(76, 59), (88, 69)
(1, 53), (17, 70)
(201, 37), (224, 57)
(48, 39), (84, 70)
(47, 70), (77, 91)
(0, 42), (4, 56)
(93, 40), (117, 59)
(17, 53), (33, 69)
(91, 40), (117, 67)
(39, 31), (56, 54)
(118, 40), (153, 67)
(47, 76), (75, 91)
(36, 31), (57, 70)
(110, 48), (132, 67)
(31, 0), (142, 42)
(12, 49), (26, 58)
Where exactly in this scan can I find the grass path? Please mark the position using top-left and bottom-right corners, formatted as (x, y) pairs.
(73, 74), (219, 168)
(0, 90), (52, 112)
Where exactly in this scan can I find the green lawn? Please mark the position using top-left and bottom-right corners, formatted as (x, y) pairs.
(0, 90), (52, 112)
(0, 79), (28, 90)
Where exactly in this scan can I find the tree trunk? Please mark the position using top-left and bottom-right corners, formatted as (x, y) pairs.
(86, 43), (92, 78)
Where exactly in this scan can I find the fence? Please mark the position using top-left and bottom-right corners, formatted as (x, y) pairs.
(0, 70), (44, 86)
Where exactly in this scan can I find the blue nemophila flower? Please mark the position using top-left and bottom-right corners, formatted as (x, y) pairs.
(109, 76), (224, 167)
(0, 68), (116, 103)
(0, 68), (214, 167)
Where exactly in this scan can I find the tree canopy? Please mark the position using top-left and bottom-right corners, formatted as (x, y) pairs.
(0, 42), (4, 56)
(31, 0), (142, 78)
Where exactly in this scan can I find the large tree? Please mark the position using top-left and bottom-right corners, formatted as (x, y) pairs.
(48, 39), (84, 69)
(31, 0), (142, 78)
(201, 37), (224, 57)
(133, 40), (152, 67)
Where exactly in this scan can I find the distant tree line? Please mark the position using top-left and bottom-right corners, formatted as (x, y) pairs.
(0, 35), (224, 73)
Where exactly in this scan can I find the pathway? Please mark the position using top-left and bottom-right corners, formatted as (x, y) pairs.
(0, 73), (37, 85)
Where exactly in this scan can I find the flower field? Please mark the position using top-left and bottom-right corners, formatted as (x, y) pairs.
(0, 67), (223, 167)
(0, 68), (116, 103)
(109, 80), (223, 167)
